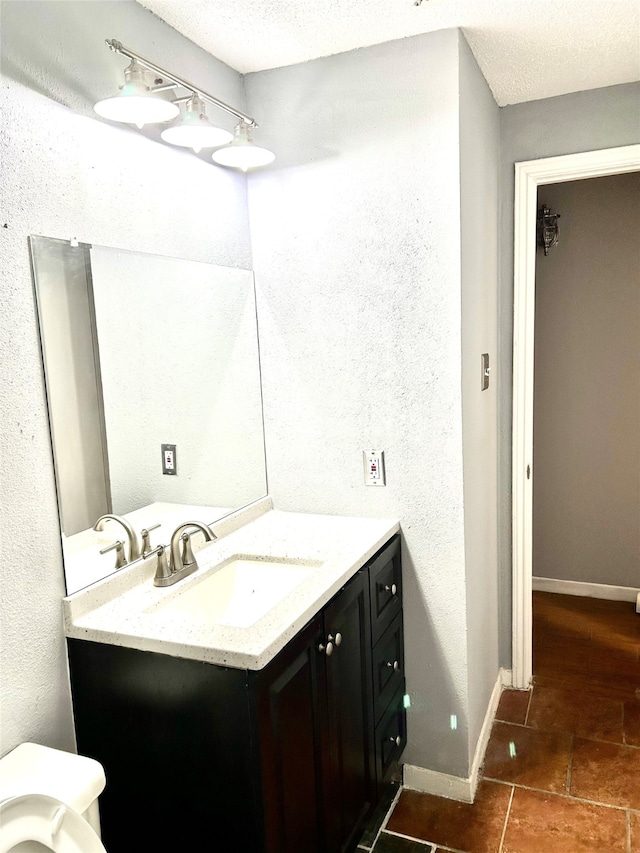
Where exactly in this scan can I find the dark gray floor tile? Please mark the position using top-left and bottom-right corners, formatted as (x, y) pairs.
(356, 780), (401, 848)
(373, 831), (433, 852)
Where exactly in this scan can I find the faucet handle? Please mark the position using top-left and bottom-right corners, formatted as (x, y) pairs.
(99, 540), (128, 570)
(144, 544), (172, 584)
(180, 532), (197, 569)
(141, 523), (161, 553)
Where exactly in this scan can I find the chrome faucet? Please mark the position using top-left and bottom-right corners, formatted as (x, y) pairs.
(146, 521), (216, 588)
(93, 514), (141, 562)
(170, 521), (216, 573)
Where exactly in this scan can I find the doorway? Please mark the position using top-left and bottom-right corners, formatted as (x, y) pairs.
(511, 144), (640, 689)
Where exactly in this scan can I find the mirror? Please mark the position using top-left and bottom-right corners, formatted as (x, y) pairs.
(30, 236), (267, 595)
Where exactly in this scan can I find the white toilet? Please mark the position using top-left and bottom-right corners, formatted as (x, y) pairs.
(0, 742), (107, 853)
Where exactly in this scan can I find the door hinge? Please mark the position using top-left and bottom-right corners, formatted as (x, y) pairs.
(526, 465), (531, 480)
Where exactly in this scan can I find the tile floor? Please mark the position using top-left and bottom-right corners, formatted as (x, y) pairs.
(360, 591), (640, 852)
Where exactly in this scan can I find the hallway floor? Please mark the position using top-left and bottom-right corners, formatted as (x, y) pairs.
(361, 591), (640, 852)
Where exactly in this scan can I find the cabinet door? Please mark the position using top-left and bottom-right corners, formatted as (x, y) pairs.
(68, 639), (262, 852)
(322, 570), (375, 853)
(256, 614), (327, 853)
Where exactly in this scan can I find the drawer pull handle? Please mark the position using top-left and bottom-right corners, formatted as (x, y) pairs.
(386, 660), (400, 671)
(388, 735), (401, 747)
(384, 583), (397, 596)
(329, 633), (342, 647)
(318, 640), (334, 657)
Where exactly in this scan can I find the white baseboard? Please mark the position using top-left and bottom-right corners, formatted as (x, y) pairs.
(402, 763), (475, 803)
(533, 576), (639, 603)
(403, 667), (509, 803)
(500, 668), (513, 689)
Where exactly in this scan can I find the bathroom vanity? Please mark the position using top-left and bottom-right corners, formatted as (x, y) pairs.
(64, 504), (405, 852)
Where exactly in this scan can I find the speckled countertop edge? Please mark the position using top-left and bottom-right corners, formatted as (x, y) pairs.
(63, 504), (400, 671)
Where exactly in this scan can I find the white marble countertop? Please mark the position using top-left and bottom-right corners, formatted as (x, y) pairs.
(63, 499), (400, 670)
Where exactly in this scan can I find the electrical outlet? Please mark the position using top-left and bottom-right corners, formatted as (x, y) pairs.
(161, 443), (177, 475)
(363, 450), (385, 486)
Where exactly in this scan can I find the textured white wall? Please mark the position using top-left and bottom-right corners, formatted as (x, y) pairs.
(0, 1), (251, 756)
(91, 248), (265, 514)
(458, 33), (500, 763)
(245, 31), (483, 777)
(497, 82), (640, 663)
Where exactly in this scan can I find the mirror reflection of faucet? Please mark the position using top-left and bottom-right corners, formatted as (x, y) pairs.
(93, 514), (141, 562)
(144, 521), (217, 588)
(140, 523), (161, 554)
(99, 539), (127, 570)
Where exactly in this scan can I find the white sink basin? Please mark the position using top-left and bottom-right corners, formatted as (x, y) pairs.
(148, 555), (322, 628)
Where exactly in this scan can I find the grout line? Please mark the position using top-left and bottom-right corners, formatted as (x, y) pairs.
(523, 685), (534, 726)
(627, 810), (631, 853)
(380, 829), (436, 849)
(497, 785), (515, 853)
(492, 717), (640, 750)
(366, 784), (404, 851)
(483, 776), (640, 813)
(380, 784), (404, 829)
(566, 733), (574, 795)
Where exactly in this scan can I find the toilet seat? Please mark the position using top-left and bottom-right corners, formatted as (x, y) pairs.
(0, 793), (107, 853)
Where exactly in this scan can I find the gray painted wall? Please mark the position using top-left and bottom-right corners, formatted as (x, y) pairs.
(245, 30), (501, 778)
(533, 173), (640, 587)
(0, 0), (251, 756)
(458, 33), (500, 764)
(5, 0), (637, 789)
(497, 83), (640, 663)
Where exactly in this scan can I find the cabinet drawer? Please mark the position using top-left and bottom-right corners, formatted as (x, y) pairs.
(368, 535), (402, 644)
(375, 686), (407, 790)
(372, 613), (404, 726)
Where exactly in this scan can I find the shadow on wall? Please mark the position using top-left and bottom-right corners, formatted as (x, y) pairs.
(244, 30), (459, 171)
(0, 0), (237, 166)
(401, 544), (471, 780)
(1, 3), (102, 113)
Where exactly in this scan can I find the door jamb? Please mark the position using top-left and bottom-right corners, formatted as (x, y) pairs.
(511, 144), (640, 689)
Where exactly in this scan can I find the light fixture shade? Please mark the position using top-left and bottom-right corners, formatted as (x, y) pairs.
(160, 95), (233, 152)
(211, 121), (275, 171)
(94, 59), (179, 127)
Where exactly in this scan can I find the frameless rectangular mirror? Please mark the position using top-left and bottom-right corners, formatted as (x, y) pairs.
(30, 236), (267, 594)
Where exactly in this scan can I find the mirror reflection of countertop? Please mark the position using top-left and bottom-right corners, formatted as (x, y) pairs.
(63, 501), (236, 594)
(63, 498), (400, 670)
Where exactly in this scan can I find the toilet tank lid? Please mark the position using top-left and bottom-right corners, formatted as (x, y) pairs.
(0, 743), (106, 814)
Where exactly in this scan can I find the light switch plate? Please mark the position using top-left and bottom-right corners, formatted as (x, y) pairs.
(481, 353), (490, 391)
(363, 450), (386, 486)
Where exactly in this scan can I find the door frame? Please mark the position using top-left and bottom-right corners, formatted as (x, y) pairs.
(511, 144), (640, 689)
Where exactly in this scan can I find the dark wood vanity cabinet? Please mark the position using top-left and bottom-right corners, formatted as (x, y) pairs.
(258, 568), (374, 853)
(67, 534), (405, 853)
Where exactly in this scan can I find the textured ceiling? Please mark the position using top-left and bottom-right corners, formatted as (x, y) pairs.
(136, 0), (640, 106)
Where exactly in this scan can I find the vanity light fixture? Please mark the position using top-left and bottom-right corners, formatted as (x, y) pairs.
(94, 57), (180, 128)
(160, 94), (232, 152)
(94, 39), (275, 169)
(211, 120), (276, 171)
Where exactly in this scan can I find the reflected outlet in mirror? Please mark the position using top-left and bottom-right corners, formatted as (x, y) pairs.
(30, 236), (267, 595)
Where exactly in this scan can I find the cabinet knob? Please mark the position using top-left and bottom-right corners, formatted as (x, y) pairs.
(318, 641), (334, 657)
(388, 735), (401, 747)
(328, 633), (342, 647)
(384, 583), (397, 596)
(386, 660), (400, 671)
